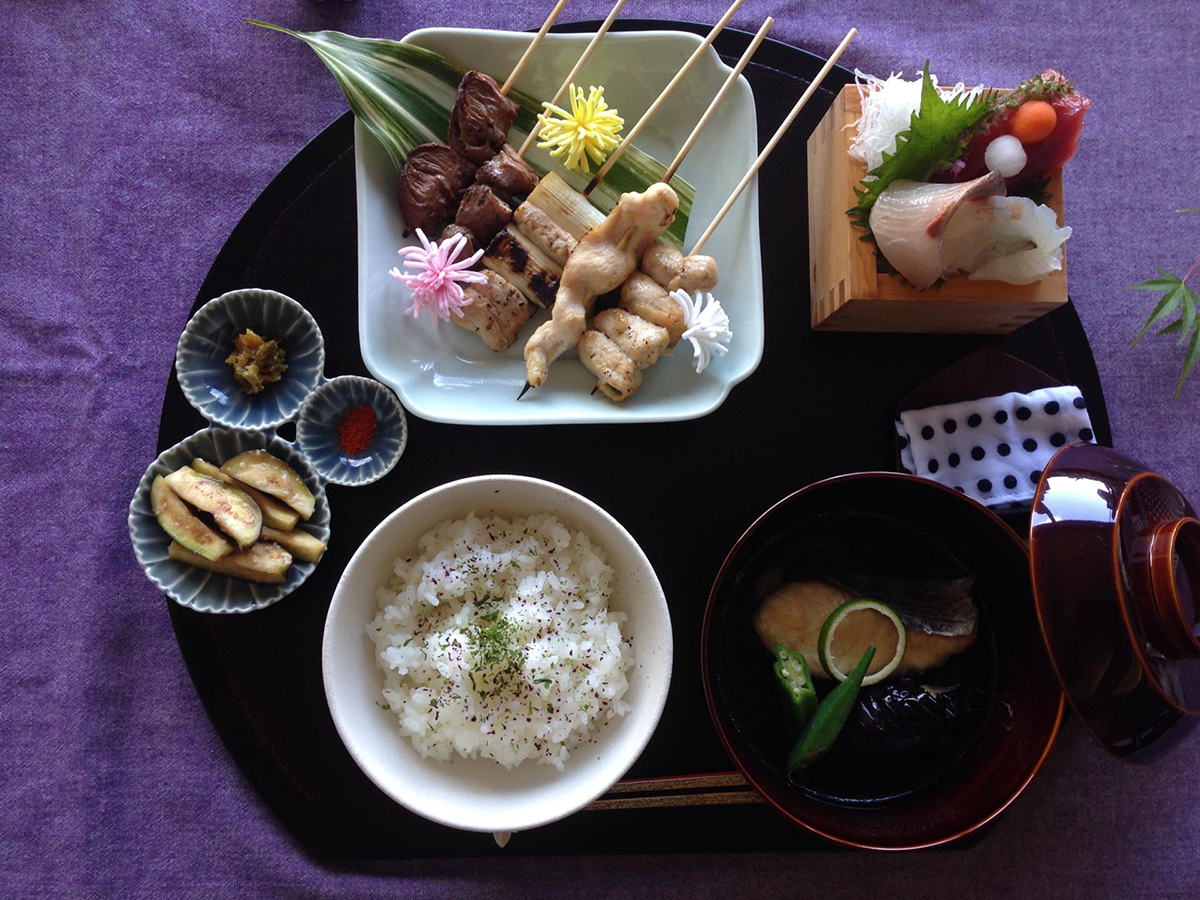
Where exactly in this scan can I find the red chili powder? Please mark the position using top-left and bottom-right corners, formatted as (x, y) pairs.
(337, 405), (377, 456)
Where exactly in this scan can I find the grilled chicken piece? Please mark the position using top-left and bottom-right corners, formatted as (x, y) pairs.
(594, 308), (669, 369)
(671, 254), (719, 292)
(456, 184), (513, 246)
(396, 143), (475, 236)
(451, 270), (535, 352)
(579, 330), (642, 401)
(641, 243), (685, 288)
(439, 224), (476, 260)
(619, 272), (685, 345)
(483, 226), (562, 309)
(448, 71), (519, 164)
(523, 184), (678, 389)
(477, 144), (540, 204)
(513, 202), (577, 267)
(641, 243), (719, 292)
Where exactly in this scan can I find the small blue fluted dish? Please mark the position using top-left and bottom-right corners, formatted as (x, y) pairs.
(176, 289), (325, 430)
(128, 428), (331, 614)
(296, 376), (408, 486)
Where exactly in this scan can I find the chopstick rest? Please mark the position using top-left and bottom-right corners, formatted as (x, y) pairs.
(896, 386), (1096, 510)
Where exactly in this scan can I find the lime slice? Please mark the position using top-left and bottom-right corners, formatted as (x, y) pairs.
(817, 599), (907, 686)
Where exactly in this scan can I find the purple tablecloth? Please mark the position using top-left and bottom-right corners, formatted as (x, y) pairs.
(5, 0), (1199, 895)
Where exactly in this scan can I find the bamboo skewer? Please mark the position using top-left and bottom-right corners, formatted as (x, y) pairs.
(689, 27), (857, 255)
(662, 16), (774, 184)
(501, 0), (571, 95)
(516, 0), (630, 159)
(581, 0), (745, 197)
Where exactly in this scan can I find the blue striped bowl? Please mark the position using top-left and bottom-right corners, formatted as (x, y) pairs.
(176, 289), (325, 430)
(128, 427), (331, 614)
(296, 376), (408, 486)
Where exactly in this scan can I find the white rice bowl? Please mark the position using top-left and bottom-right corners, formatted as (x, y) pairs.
(370, 512), (632, 770)
(321, 474), (671, 835)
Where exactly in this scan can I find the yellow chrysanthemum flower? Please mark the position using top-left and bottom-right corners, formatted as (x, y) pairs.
(535, 84), (624, 175)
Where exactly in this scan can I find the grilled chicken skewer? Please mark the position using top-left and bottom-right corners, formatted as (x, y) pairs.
(522, 183), (679, 392)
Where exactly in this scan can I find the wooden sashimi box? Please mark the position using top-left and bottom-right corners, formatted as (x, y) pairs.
(807, 85), (1067, 334)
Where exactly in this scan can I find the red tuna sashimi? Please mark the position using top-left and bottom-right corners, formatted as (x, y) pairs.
(937, 70), (1090, 189)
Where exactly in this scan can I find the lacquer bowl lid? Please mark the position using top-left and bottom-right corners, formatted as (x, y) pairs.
(1030, 443), (1200, 758)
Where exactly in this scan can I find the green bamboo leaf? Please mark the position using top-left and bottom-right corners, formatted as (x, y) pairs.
(1132, 282), (1184, 347)
(1126, 275), (1181, 291)
(1179, 286), (1198, 345)
(1175, 328), (1200, 398)
(249, 21), (694, 248)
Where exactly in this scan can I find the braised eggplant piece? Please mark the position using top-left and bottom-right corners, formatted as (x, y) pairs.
(152, 475), (231, 561)
(844, 678), (990, 756)
(190, 458), (299, 531)
(396, 143), (476, 236)
(455, 184), (513, 246)
(438, 223), (477, 260)
(447, 71), (520, 164)
(164, 467), (263, 549)
(221, 450), (315, 521)
(168, 540), (292, 585)
(477, 144), (540, 204)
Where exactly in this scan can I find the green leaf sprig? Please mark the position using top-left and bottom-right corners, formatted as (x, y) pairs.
(849, 62), (999, 230)
(1128, 208), (1200, 397)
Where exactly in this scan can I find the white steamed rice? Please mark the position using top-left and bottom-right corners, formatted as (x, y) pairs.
(369, 512), (633, 770)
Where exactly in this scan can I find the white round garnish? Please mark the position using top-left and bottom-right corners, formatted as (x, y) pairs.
(984, 135), (1027, 178)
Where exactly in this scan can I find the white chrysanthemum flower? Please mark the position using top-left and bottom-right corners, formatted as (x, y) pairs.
(670, 289), (732, 374)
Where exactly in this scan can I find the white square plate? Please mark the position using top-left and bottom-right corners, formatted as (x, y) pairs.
(356, 27), (762, 425)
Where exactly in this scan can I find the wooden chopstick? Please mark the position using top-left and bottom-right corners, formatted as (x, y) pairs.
(516, 0), (630, 159)
(662, 16), (774, 184)
(585, 772), (765, 811)
(688, 27), (857, 255)
(581, 0), (746, 196)
(501, 0), (571, 96)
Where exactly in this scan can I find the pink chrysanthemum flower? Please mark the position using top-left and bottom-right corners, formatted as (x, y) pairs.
(388, 229), (487, 323)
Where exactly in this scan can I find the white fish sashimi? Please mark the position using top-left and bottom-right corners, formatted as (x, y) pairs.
(868, 172), (1005, 290)
(942, 196), (1072, 285)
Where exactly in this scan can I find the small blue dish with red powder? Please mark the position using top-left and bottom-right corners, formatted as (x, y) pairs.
(296, 376), (408, 487)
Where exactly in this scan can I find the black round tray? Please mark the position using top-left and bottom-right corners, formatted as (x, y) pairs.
(158, 21), (1111, 860)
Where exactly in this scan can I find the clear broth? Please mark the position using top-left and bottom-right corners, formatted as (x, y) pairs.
(729, 510), (997, 806)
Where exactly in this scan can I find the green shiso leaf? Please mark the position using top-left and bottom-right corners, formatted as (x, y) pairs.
(249, 21), (693, 248)
(849, 61), (998, 229)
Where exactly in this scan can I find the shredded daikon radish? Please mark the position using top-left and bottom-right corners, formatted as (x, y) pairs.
(847, 70), (985, 175)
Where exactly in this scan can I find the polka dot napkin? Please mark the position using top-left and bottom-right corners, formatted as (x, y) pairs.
(896, 386), (1096, 510)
